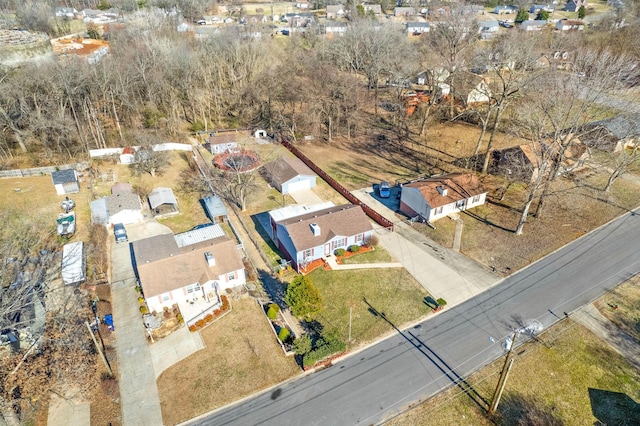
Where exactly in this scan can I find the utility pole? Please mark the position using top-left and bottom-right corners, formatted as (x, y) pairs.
(348, 306), (353, 344)
(489, 331), (518, 414)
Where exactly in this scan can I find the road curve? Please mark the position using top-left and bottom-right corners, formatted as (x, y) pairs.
(187, 208), (640, 426)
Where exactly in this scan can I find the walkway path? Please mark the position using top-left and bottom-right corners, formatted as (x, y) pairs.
(573, 304), (640, 371)
(324, 255), (403, 270)
(150, 327), (205, 379)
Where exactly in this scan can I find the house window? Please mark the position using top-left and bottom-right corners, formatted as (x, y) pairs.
(228, 272), (235, 281)
(456, 199), (466, 209)
(162, 294), (170, 302)
(435, 206), (443, 215)
(303, 248), (313, 258)
(472, 195), (481, 203)
(355, 234), (363, 243)
(187, 283), (201, 293)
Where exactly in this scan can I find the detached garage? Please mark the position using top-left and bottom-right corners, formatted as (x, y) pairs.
(263, 156), (317, 195)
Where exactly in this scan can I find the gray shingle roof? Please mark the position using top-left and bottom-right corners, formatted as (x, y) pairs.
(106, 192), (142, 215)
(264, 156), (316, 185)
(51, 169), (77, 185)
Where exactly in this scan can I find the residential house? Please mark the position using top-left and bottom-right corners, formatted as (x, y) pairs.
(270, 204), (374, 272)
(556, 19), (585, 30)
(406, 22), (430, 36)
(208, 132), (238, 154)
(296, 1), (310, 9)
(202, 195), (229, 224)
(479, 20), (500, 38)
(490, 137), (590, 182)
(362, 4), (382, 15)
(268, 202), (335, 241)
(245, 14), (268, 24)
(148, 187), (179, 217)
(462, 5), (485, 15)
(132, 229), (245, 315)
(92, 183), (139, 225)
(51, 169), (80, 195)
(493, 5), (518, 14)
(325, 21), (348, 37)
(263, 156), (318, 194)
(520, 20), (547, 31)
(453, 72), (491, 107)
(530, 4), (555, 13)
(326, 5), (346, 19)
(394, 7), (416, 17)
(284, 12), (315, 27)
(565, 0), (587, 12)
(399, 173), (487, 223)
(536, 50), (573, 70)
(581, 117), (640, 153)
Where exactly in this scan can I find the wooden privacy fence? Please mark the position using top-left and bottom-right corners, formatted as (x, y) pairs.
(281, 139), (394, 232)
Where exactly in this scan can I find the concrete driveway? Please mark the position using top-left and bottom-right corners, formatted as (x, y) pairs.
(111, 220), (173, 426)
(289, 188), (323, 205)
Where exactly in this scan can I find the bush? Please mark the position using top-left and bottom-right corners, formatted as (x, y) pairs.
(285, 275), (323, 320)
(349, 245), (360, 253)
(278, 327), (290, 343)
(369, 235), (379, 246)
(176, 313), (184, 324)
(267, 303), (280, 320)
(436, 298), (447, 307)
(205, 314), (214, 323)
(137, 296), (145, 304)
(303, 338), (347, 367)
(213, 309), (221, 316)
(189, 325), (197, 332)
(195, 319), (206, 328)
(335, 248), (346, 256)
(139, 306), (148, 314)
(221, 295), (230, 310)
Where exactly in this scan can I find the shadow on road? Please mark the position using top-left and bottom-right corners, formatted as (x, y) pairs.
(363, 298), (489, 411)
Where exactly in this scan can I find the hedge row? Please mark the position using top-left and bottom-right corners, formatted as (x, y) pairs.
(303, 339), (347, 368)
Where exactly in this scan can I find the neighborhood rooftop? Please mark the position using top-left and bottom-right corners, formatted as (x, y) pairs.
(404, 173), (485, 209)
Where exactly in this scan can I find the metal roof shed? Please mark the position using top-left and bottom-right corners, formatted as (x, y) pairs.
(62, 242), (85, 285)
(202, 195), (228, 223)
(91, 198), (108, 225)
(148, 187), (179, 217)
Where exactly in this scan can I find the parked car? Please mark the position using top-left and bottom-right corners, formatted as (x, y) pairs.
(379, 181), (391, 198)
(114, 223), (128, 243)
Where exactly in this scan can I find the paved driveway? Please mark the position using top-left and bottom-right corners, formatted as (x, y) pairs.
(288, 189), (324, 205)
(111, 221), (172, 426)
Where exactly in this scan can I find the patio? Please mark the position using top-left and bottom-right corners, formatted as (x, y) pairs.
(179, 293), (222, 326)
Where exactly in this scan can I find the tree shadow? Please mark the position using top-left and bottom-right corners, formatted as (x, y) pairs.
(462, 209), (516, 233)
(494, 392), (565, 425)
(588, 388), (640, 426)
(363, 298), (489, 411)
(257, 269), (286, 307)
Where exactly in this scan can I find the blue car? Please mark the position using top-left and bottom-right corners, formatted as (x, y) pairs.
(379, 181), (390, 198)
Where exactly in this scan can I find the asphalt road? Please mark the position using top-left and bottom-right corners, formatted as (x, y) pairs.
(189, 208), (640, 426)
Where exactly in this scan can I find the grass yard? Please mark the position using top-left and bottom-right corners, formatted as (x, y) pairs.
(596, 275), (640, 342)
(388, 319), (640, 425)
(307, 267), (430, 347)
(339, 245), (395, 264)
(157, 298), (300, 426)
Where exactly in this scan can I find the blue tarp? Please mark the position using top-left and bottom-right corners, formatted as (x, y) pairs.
(104, 314), (114, 330)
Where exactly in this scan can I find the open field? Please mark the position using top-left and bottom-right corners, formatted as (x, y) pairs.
(388, 317), (640, 425)
(157, 298), (300, 425)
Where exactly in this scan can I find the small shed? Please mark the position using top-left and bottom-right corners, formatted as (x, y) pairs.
(51, 169), (80, 195)
(62, 241), (85, 286)
(148, 187), (179, 217)
(119, 147), (136, 164)
(263, 156), (317, 194)
(91, 198), (108, 225)
(202, 195), (228, 224)
(208, 132), (239, 154)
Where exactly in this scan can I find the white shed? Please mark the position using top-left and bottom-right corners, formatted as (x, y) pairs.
(62, 241), (85, 285)
(51, 169), (80, 195)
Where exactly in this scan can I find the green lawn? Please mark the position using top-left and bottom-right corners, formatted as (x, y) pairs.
(339, 246), (395, 264)
(307, 267), (430, 346)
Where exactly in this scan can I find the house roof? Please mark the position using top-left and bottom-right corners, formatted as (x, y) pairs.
(174, 224), (226, 248)
(278, 204), (372, 251)
(133, 234), (243, 297)
(404, 173), (485, 208)
(122, 146), (135, 155)
(209, 133), (237, 145)
(202, 195), (229, 220)
(270, 202), (335, 223)
(148, 187), (177, 210)
(454, 72), (490, 98)
(51, 169), (77, 185)
(264, 156), (316, 185)
(106, 191), (141, 215)
(111, 182), (133, 194)
(91, 198), (108, 225)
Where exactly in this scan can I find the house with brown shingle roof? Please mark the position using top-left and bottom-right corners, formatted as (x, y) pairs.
(263, 156), (317, 194)
(208, 132), (239, 154)
(399, 173), (487, 222)
(132, 228), (245, 314)
(272, 204), (373, 272)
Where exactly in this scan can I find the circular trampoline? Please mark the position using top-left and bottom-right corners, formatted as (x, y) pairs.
(213, 149), (261, 172)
